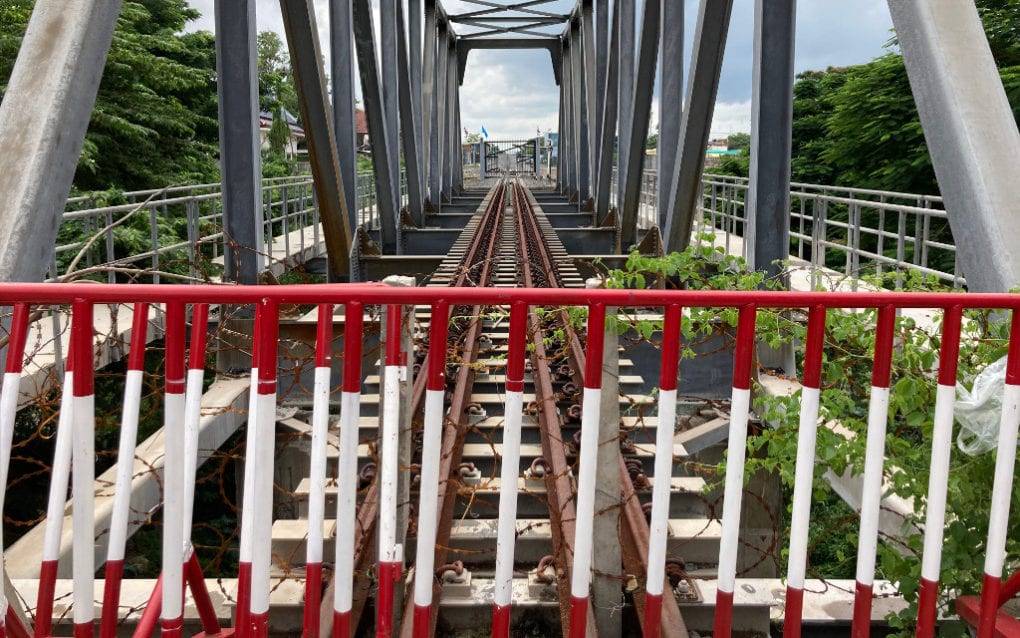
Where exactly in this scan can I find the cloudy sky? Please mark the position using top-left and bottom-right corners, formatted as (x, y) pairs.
(185, 1), (895, 138)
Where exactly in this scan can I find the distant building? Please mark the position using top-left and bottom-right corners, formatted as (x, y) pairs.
(355, 108), (369, 149)
(259, 109), (304, 159)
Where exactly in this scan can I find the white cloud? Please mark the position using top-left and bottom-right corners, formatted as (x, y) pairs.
(182, 1), (893, 141)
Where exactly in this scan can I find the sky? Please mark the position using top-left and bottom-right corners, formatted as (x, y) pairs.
(185, 0), (895, 139)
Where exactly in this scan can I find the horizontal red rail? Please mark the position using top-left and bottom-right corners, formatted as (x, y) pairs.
(0, 282), (1015, 310)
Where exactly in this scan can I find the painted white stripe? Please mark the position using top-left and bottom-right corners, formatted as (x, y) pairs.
(379, 365), (401, 564)
(250, 391), (278, 615)
(162, 391), (186, 620)
(72, 392), (96, 624)
(646, 388), (677, 598)
(238, 368), (258, 564)
(0, 370), (19, 619)
(108, 370), (142, 560)
(307, 366), (332, 565)
(786, 387), (821, 591)
(493, 390), (525, 607)
(717, 387), (751, 594)
(984, 383), (1020, 577)
(570, 388), (602, 599)
(0, 372), (20, 485)
(43, 374), (74, 561)
(920, 384), (956, 581)
(854, 385), (891, 587)
(182, 368), (205, 545)
(414, 388), (447, 607)
(334, 390), (361, 614)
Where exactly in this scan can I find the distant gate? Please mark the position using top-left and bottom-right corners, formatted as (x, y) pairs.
(481, 138), (541, 178)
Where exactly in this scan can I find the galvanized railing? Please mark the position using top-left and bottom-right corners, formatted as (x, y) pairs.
(2, 283), (1016, 638)
(56, 170), (410, 283)
(608, 169), (959, 287)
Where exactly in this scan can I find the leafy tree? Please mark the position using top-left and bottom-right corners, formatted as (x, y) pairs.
(726, 132), (750, 151)
(0, 0), (220, 191)
(257, 30), (299, 121)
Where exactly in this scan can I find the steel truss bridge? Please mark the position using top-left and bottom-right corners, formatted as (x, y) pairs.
(0, 1), (1019, 638)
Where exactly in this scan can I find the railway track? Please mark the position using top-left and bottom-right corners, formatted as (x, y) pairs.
(272, 180), (720, 636)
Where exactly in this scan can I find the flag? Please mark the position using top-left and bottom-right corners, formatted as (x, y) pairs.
(481, 126), (489, 139)
(464, 126), (469, 136)
(537, 126), (541, 136)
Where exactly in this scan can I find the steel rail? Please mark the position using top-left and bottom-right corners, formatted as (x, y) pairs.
(509, 181), (600, 637)
(398, 181), (510, 637)
(512, 181), (687, 637)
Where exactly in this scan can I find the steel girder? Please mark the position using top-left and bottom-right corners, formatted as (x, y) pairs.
(216, 0), (264, 284)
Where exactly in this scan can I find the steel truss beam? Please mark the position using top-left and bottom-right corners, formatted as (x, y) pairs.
(216, 0), (264, 285)
(396, 0), (426, 225)
(615, 1), (636, 208)
(331, 0), (359, 230)
(457, 38), (562, 85)
(353, 0), (401, 252)
(280, 0), (353, 278)
(662, 0), (734, 254)
(889, 1), (1020, 292)
(746, 0), (796, 280)
(656, 0), (683, 227)
(571, 20), (592, 202)
(619, 0), (661, 249)
(594, 0), (621, 218)
(0, 1), (121, 282)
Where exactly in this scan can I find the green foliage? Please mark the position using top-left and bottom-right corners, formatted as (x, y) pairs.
(726, 132), (750, 151)
(0, 0), (219, 191)
(606, 236), (1020, 635)
(257, 30), (299, 120)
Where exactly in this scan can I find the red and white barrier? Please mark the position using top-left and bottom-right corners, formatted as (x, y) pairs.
(782, 305), (828, 638)
(568, 303), (607, 638)
(249, 300), (280, 637)
(304, 304), (333, 638)
(914, 306), (962, 638)
(333, 301), (363, 637)
(713, 304), (757, 638)
(413, 301), (450, 637)
(377, 304), (406, 637)
(99, 303), (149, 638)
(644, 304), (683, 638)
(851, 306), (897, 638)
(182, 304), (210, 549)
(161, 301), (187, 637)
(976, 312), (1020, 638)
(0, 304), (31, 638)
(491, 301), (529, 638)
(237, 303), (263, 636)
(38, 339), (74, 638)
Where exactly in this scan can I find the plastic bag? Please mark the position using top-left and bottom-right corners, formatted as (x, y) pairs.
(955, 355), (1009, 456)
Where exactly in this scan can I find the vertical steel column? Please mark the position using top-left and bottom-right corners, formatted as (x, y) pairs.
(662, 0), (734, 253)
(572, 21), (592, 202)
(380, 0), (403, 220)
(432, 25), (449, 205)
(0, 1), (121, 281)
(396, 1), (425, 224)
(409, 0), (425, 198)
(331, 0), (359, 229)
(454, 86), (464, 192)
(280, 0), (353, 278)
(582, 2), (597, 183)
(443, 43), (458, 200)
(615, 0), (636, 209)
(561, 38), (577, 198)
(595, 3), (621, 218)
(889, 1), (1020, 292)
(422, 2), (438, 207)
(215, 0), (264, 285)
(746, 0), (796, 280)
(353, 0), (400, 252)
(593, 0), (608, 165)
(619, 0), (661, 248)
(656, 0), (683, 227)
(557, 78), (566, 192)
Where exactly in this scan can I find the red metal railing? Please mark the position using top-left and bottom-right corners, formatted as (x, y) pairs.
(1, 283), (1019, 638)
